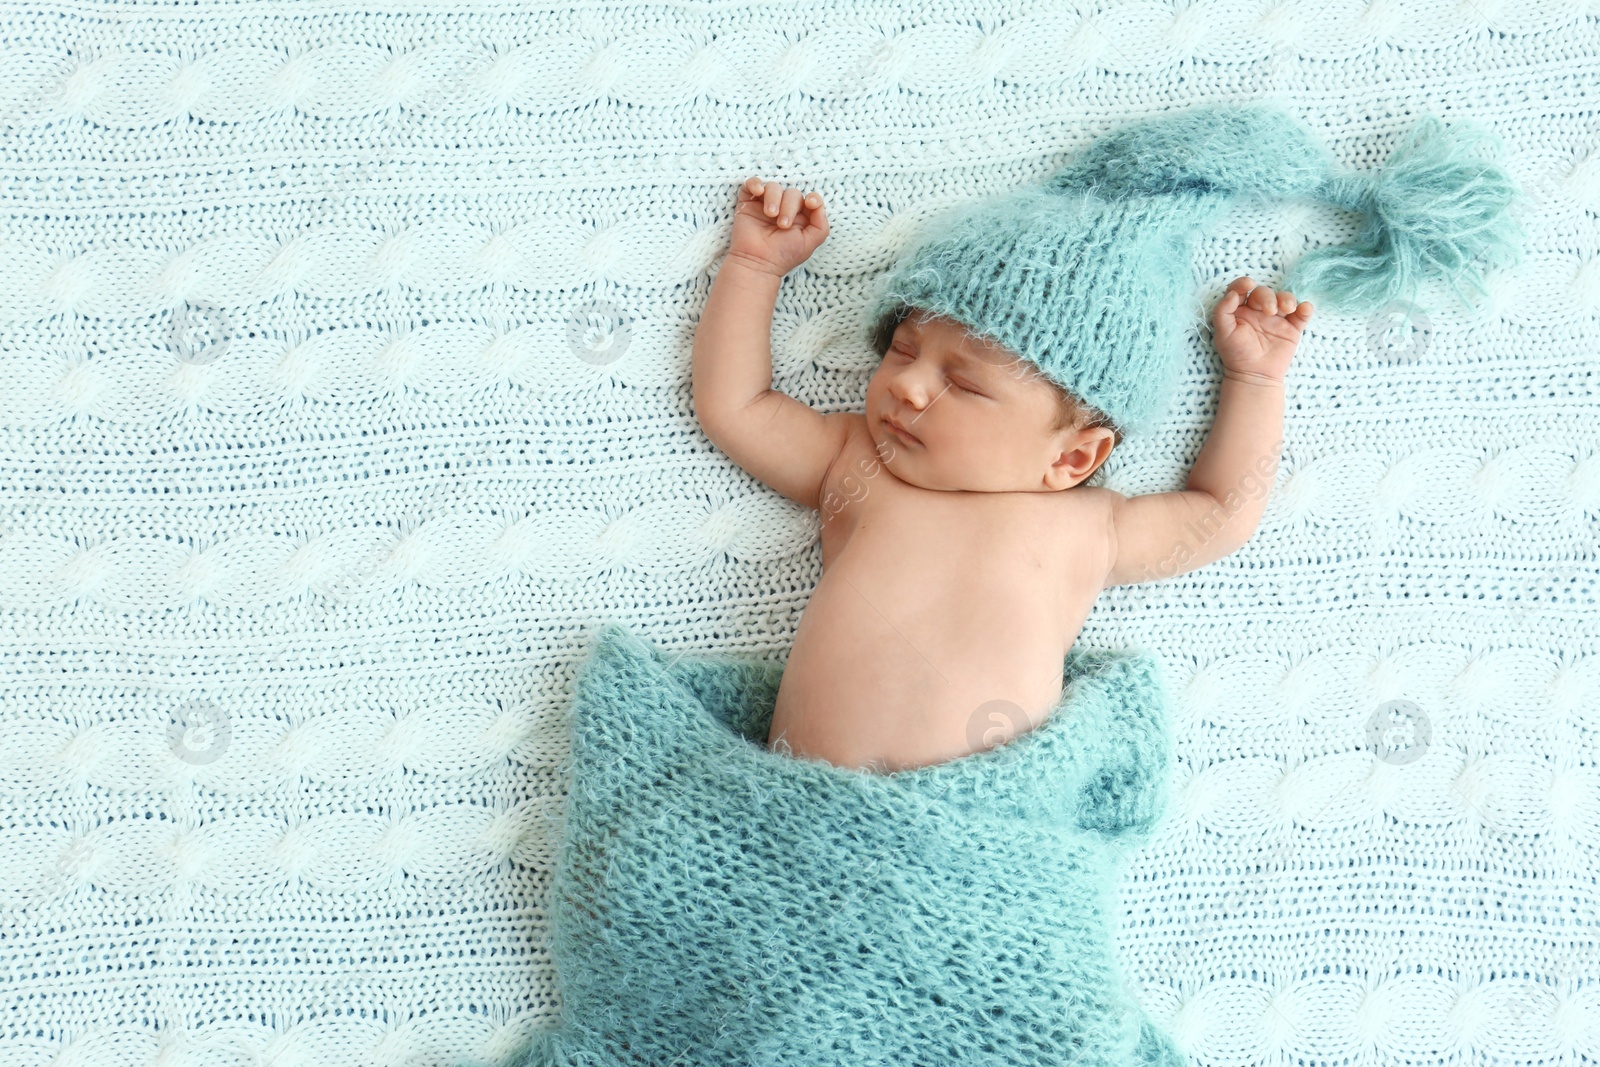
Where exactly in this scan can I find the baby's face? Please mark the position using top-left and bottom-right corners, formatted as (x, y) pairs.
(868, 311), (1113, 493)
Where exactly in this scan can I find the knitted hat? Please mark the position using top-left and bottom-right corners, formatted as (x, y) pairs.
(867, 103), (1527, 438)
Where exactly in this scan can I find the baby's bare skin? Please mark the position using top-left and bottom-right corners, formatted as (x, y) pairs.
(770, 411), (1111, 771)
(692, 177), (1312, 773)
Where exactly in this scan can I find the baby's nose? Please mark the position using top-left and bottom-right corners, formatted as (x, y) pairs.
(889, 371), (934, 404)
(891, 381), (929, 408)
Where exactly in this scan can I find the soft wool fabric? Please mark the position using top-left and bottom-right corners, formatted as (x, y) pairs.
(868, 103), (1527, 437)
(3, 7), (1596, 1066)
(504, 623), (1182, 1067)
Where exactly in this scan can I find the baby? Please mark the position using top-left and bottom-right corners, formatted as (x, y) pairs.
(693, 175), (1313, 774)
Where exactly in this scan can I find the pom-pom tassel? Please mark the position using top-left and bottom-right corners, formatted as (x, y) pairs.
(1286, 115), (1529, 315)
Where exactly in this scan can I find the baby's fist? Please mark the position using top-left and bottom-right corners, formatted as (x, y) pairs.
(1212, 276), (1312, 385)
(726, 177), (829, 278)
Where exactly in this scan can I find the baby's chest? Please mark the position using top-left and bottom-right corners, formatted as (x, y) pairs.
(817, 437), (1105, 595)
(825, 496), (1079, 594)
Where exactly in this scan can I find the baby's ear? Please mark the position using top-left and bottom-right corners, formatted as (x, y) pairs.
(1082, 446), (1113, 485)
(1046, 423), (1115, 491)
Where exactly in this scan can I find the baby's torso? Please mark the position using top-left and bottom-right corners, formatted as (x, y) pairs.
(765, 414), (1115, 772)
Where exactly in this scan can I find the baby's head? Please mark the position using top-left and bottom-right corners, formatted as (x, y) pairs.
(869, 305), (1122, 493)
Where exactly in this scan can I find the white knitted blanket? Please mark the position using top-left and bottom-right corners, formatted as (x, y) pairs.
(3, 3), (1597, 1065)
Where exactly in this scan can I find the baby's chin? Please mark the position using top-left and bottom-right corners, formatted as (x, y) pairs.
(873, 433), (964, 491)
(874, 433), (1059, 493)
(873, 431), (918, 468)
(873, 429), (918, 466)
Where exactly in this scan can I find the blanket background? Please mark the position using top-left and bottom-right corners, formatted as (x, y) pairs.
(1, 2), (1597, 1065)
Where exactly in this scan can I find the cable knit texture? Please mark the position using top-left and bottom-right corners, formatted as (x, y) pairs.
(3, 5), (1598, 1067)
(506, 623), (1181, 1067)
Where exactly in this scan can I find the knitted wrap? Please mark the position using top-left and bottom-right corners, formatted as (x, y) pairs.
(867, 103), (1527, 437)
(488, 624), (1183, 1067)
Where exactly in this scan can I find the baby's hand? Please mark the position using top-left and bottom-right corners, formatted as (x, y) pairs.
(725, 177), (829, 279)
(1211, 276), (1313, 385)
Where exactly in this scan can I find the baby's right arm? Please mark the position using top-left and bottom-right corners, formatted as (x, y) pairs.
(692, 178), (851, 511)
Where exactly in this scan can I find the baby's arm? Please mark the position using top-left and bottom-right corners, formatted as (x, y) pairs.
(693, 178), (850, 511)
(1102, 276), (1312, 587)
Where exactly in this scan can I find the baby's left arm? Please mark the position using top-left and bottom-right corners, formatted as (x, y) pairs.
(1101, 276), (1312, 587)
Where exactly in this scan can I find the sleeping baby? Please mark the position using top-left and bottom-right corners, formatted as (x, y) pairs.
(497, 104), (1522, 1067)
(693, 175), (1311, 773)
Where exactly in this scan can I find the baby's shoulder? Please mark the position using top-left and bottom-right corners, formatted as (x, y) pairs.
(825, 412), (877, 474)
(1062, 486), (1113, 537)
(1067, 483), (1117, 513)
(1049, 482), (1117, 524)
(1044, 484), (1118, 581)
(815, 413), (875, 517)
(1024, 483), (1113, 572)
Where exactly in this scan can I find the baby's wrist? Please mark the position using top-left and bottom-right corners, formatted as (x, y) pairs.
(719, 251), (789, 286)
(1222, 368), (1286, 388)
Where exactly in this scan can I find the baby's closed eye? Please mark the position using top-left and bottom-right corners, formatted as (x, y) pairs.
(890, 346), (985, 395)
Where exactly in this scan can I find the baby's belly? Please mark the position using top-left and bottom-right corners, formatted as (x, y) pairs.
(766, 568), (1073, 772)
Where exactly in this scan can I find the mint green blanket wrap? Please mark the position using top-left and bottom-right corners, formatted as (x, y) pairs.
(506, 623), (1185, 1067)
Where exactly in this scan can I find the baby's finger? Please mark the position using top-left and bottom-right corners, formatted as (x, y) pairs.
(797, 207), (829, 243)
(1213, 289), (1239, 337)
(777, 187), (803, 227)
(762, 182), (785, 217)
(1248, 284), (1277, 313)
(741, 176), (766, 200)
(1277, 291), (1298, 316)
(1221, 276), (1254, 304)
(803, 195), (829, 236)
(1289, 300), (1313, 327)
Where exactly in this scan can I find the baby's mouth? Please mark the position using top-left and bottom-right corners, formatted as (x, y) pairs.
(882, 414), (921, 445)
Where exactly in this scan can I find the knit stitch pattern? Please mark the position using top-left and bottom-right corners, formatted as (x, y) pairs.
(3, 6), (1597, 1066)
(503, 624), (1181, 1067)
(868, 103), (1525, 438)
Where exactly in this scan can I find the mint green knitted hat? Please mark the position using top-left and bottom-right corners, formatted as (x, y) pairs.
(868, 103), (1526, 438)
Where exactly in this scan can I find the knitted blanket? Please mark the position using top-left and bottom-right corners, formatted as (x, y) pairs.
(4, 4), (1598, 1066)
(511, 623), (1182, 1067)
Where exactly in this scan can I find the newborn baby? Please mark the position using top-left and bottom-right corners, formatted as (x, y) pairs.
(693, 176), (1313, 773)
